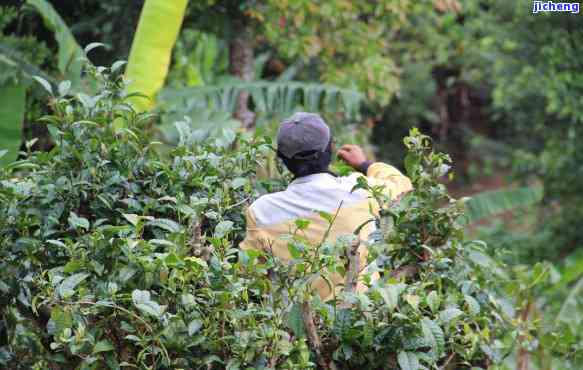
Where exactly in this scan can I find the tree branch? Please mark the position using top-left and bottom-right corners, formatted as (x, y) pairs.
(344, 237), (361, 295)
(517, 300), (533, 370)
(302, 301), (336, 370)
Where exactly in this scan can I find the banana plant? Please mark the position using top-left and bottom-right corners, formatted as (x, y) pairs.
(463, 185), (544, 224)
(0, 0), (94, 164)
(125, 0), (189, 112)
(0, 0), (189, 164)
(3, 0), (363, 147)
(1, 1), (97, 93)
(24, 0), (86, 89)
(158, 30), (364, 137)
(159, 80), (364, 122)
(0, 84), (25, 165)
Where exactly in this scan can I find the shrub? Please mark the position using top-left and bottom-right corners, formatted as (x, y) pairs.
(0, 62), (515, 369)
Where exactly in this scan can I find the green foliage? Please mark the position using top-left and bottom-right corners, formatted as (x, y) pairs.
(474, 3), (583, 124)
(167, 29), (228, 88)
(256, 0), (405, 106)
(158, 79), (365, 148)
(0, 6), (52, 85)
(4, 1), (583, 367)
(125, 0), (188, 112)
(24, 0), (86, 89)
(0, 65), (516, 368)
(0, 84), (25, 166)
(0, 5), (53, 166)
(454, 2), (583, 262)
(464, 186), (543, 224)
(497, 260), (583, 369)
(160, 80), (364, 126)
(0, 62), (275, 369)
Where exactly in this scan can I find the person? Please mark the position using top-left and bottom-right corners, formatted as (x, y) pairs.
(240, 112), (412, 300)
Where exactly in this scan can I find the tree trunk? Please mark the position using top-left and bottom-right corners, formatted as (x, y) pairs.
(229, 18), (256, 130)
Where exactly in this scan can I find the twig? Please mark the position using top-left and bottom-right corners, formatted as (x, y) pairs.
(340, 237), (361, 309)
(441, 352), (456, 369)
(301, 301), (336, 370)
(517, 300), (533, 370)
(338, 235), (360, 309)
(225, 196), (251, 210)
(345, 237), (360, 294)
(318, 200), (344, 247)
(64, 300), (153, 333)
(189, 219), (213, 261)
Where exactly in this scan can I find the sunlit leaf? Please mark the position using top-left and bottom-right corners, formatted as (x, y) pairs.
(397, 351), (420, 370)
(58, 273), (89, 298)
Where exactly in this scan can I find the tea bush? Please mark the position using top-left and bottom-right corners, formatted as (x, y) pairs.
(0, 62), (516, 369)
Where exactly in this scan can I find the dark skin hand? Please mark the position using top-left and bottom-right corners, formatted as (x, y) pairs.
(337, 144), (368, 170)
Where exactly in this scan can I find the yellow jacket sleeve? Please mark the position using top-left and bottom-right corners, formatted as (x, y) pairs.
(239, 207), (264, 251)
(365, 162), (413, 199)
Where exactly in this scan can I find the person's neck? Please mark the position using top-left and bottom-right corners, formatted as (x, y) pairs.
(292, 169), (336, 181)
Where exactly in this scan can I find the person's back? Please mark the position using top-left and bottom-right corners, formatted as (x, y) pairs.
(240, 113), (412, 300)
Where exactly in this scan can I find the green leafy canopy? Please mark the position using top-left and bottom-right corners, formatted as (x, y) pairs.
(0, 61), (516, 369)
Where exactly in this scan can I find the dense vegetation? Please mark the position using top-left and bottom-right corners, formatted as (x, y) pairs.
(1, 0), (583, 369)
(1, 64), (515, 369)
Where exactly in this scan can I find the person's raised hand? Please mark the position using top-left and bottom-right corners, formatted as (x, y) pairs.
(337, 144), (368, 170)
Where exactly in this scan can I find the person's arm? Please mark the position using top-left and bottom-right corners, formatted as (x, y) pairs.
(337, 144), (412, 199)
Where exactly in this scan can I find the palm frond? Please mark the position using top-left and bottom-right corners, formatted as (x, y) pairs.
(0, 41), (55, 86)
(555, 276), (583, 325)
(0, 84), (26, 166)
(25, 0), (85, 88)
(159, 80), (364, 119)
(464, 186), (543, 224)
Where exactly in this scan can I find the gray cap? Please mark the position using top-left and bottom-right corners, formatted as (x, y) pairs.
(277, 112), (331, 159)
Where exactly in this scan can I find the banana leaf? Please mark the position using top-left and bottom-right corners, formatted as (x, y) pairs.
(160, 80), (364, 119)
(464, 186), (543, 224)
(125, 0), (189, 112)
(0, 84), (25, 166)
(25, 0), (85, 89)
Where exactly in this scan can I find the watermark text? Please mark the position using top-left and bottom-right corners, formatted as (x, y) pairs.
(533, 1), (580, 14)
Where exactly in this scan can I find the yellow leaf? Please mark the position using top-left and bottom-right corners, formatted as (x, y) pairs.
(125, 0), (189, 112)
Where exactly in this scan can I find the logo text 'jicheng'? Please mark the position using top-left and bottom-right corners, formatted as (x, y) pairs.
(533, 1), (580, 13)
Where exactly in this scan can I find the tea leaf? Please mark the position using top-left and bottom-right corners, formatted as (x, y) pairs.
(58, 273), (89, 298)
